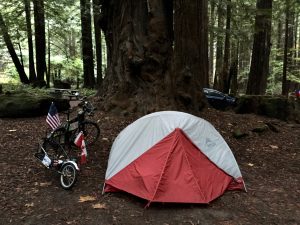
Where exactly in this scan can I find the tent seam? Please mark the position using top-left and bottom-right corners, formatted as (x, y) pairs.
(148, 129), (178, 205)
(180, 130), (207, 202)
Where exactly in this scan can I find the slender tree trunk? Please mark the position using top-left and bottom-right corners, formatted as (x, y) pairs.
(296, 13), (300, 68)
(238, 38), (252, 92)
(289, 10), (295, 75)
(230, 41), (239, 95)
(220, 0), (231, 93)
(294, 13), (298, 59)
(213, 3), (224, 89)
(293, 12), (298, 71)
(282, 0), (295, 95)
(246, 0), (272, 95)
(24, 0), (36, 82)
(276, 18), (283, 60)
(209, 0), (216, 86)
(276, 19), (282, 49)
(93, 0), (103, 87)
(80, 0), (95, 88)
(46, 21), (50, 88)
(33, 0), (46, 86)
(63, 36), (69, 59)
(69, 29), (77, 58)
(282, 0), (289, 96)
(17, 41), (24, 67)
(0, 13), (29, 84)
(173, 0), (208, 111)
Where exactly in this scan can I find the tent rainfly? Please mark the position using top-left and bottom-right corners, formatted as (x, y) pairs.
(103, 111), (246, 205)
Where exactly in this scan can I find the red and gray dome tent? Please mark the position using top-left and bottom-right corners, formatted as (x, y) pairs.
(103, 111), (246, 205)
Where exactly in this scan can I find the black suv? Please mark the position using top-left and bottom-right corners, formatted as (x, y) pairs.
(203, 88), (237, 109)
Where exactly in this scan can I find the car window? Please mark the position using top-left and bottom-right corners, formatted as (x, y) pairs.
(204, 89), (227, 97)
(209, 92), (223, 97)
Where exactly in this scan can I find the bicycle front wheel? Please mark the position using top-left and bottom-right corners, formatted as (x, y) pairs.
(81, 120), (100, 146)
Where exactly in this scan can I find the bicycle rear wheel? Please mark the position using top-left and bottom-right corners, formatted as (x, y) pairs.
(60, 163), (77, 190)
(81, 120), (100, 146)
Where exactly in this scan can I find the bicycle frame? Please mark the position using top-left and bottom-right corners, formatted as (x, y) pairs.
(60, 109), (86, 146)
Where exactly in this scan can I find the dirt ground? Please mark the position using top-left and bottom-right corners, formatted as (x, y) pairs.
(0, 106), (299, 225)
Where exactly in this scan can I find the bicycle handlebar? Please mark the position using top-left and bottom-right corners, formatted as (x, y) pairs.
(81, 100), (95, 115)
(50, 88), (96, 115)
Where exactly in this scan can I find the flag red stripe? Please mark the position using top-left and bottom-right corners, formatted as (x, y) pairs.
(46, 115), (60, 129)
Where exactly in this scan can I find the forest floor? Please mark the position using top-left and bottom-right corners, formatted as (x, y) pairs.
(0, 105), (299, 225)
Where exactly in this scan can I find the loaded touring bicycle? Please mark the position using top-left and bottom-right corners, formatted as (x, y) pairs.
(35, 89), (100, 189)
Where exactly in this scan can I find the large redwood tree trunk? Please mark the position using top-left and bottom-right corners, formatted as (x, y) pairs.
(99, 0), (174, 114)
(246, 0), (272, 95)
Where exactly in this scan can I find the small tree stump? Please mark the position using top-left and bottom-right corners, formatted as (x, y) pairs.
(232, 129), (248, 139)
(252, 125), (268, 133)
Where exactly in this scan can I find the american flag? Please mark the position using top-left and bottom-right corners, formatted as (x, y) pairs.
(46, 102), (61, 130)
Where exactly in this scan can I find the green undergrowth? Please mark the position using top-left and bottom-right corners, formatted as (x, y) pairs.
(1, 83), (96, 98)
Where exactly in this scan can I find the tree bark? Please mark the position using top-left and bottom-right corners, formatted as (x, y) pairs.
(46, 20), (50, 88)
(99, 0), (174, 114)
(24, 0), (36, 83)
(93, 0), (103, 87)
(282, 0), (289, 96)
(296, 13), (300, 68)
(220, 0), (231, 94)
(282, 0), (294, 96)
(33, 0), (46, 86)
(209, 0), (216, 86)
(246, 0), (272, 95)
(17, 41), (24, 67)
(0, 13), (29, 84)
(276, 19), (282, 50)
(237, 37), (252, 92)
(69, 29), (77, 58)
(275, 18), (283, 61)
(289, 9), (295, 72)
(80, 0), (95, 88)
(173, 0), (208, 111)
(293, 13), (298, 63)
(229, 41), (239, 95)
(213, 3), (225, 89)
